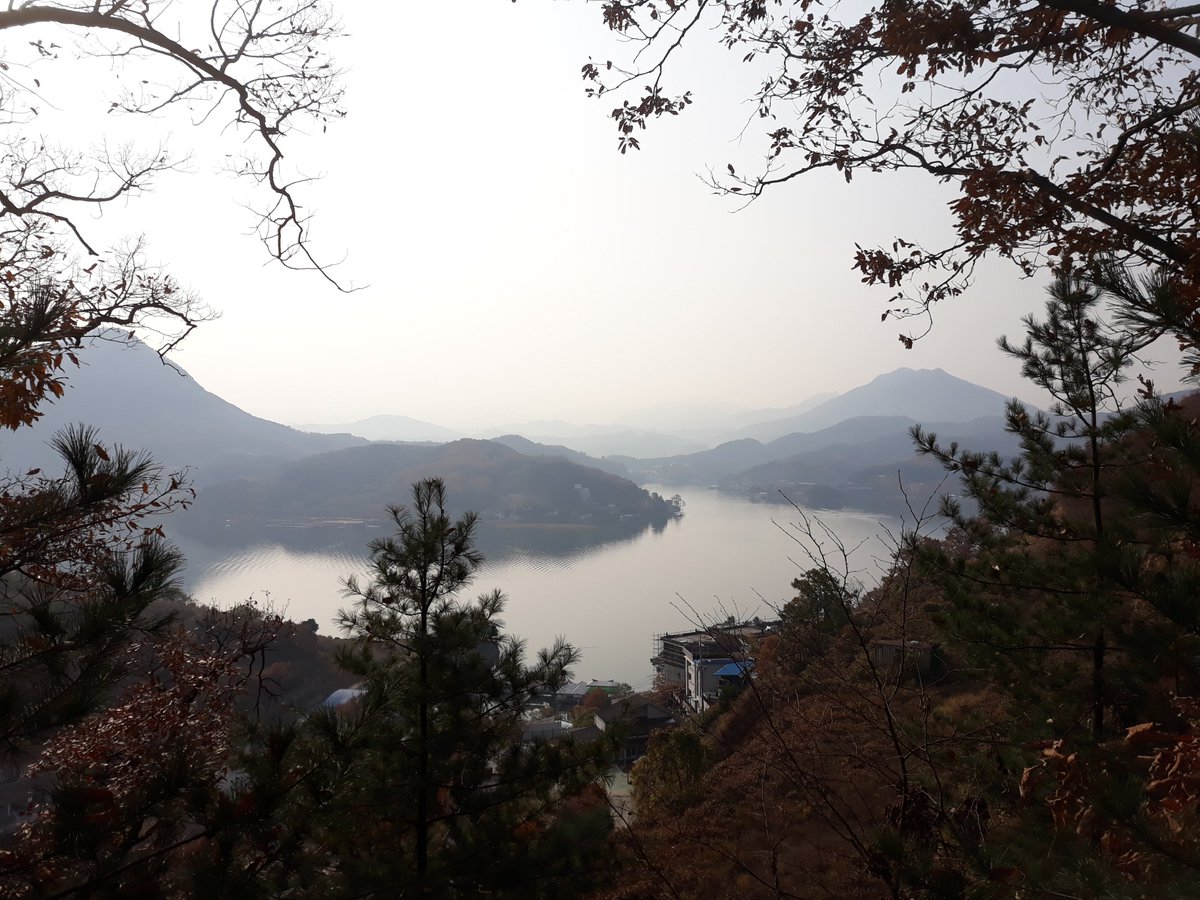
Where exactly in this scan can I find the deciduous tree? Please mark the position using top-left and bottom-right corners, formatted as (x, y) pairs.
(0, 2), (344, 892)
(0, 0), (344, 753)
(0, 0), (344, 419)
(583, 0), (1200, 338)
(778, 567), (853, 671)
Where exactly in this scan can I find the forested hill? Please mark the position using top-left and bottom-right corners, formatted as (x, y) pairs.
(488, 434), (632, 479)
(0, 338), (674, 530)
(186, 438), (677, 526)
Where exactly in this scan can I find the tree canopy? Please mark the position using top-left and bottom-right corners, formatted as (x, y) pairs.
(599, 275), (1200, 896)
(0, 3), (347, 894)
(586, 0), (1200, 340)
(0, 0), (344, 428)
(324, 478), (614, 897)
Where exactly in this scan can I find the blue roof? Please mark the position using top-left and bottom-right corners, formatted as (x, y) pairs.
(713, 661), (753, 678)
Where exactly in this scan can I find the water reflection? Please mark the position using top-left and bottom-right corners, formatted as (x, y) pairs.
(169, 490), (899, 687)
(173, 516), (668, 563)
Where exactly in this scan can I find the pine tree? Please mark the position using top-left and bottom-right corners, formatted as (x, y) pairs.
(914, 270), (1151, 744)
(299, 478), (614, 897)
(911, 268), (1200, 893)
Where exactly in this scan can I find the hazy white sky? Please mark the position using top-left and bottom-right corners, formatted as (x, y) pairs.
(13, 1), (1189, 430)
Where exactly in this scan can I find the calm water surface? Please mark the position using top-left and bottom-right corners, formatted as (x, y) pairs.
(174, 489), (901, 688)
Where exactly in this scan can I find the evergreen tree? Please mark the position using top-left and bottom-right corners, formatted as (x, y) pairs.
(910, 268), (1200, 893)
(0, 425), (189, 759)
(299, 478), (614, 898)
(914, 270), (1151, 743)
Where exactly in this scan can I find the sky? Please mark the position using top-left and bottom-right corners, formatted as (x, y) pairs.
(8, 1), (1189, 431)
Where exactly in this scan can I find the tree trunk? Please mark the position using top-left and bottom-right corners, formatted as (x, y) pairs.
(417, 607), (429, 886)
(1092, 628), (1105, 744)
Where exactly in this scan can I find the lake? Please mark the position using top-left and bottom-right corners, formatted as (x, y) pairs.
(172, 488), (902, 688)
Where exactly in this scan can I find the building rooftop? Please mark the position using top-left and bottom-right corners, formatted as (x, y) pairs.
(713, 661), (754, 678)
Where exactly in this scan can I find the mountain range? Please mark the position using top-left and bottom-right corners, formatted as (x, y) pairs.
(295, 369), (1010, 462)
(727, 368), (1012, 442)
(299, 414), (461, 444)
(0, 339), (677, 532)
(621, 414), (1014, 487)
(1, 338), (1041, 523)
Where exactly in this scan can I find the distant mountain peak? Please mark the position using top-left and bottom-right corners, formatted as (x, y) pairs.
(731, 367), (1010, 444)
(872, 366), (958, 380)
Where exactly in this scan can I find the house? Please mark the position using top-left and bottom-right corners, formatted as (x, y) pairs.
(549, 679), (629, 714)
(869, 639), (934, 676)
(713, 660), (753, 691)
(684, 647), (736, 713)
(652, 622), (773, 712)
(550, 681), (591, 713)
(522, 716), (572, 743)
(593, 693), (675, 765)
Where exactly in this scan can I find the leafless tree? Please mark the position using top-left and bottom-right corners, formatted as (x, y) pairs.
(0, 0), (345, 378)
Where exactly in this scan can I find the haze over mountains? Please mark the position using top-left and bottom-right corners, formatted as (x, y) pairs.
(1, 338), (1038, 524)
(0, 340), (367, 485)
(729, 367), (1012, 442)
(605, 369), (1021, 513)
(304, 415), (709, 459)
(299, 397), (852, 459)
(296, 368), (1010, 463)
(299, 414), (460, 444)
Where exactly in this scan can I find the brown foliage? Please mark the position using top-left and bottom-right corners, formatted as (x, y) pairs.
(587, 0), (1200, 328)
(597, 516), (1016, 898)
(606, 662), (918, 897)
(1020, 696), (1200, 879)
(1, 605), (285, 898)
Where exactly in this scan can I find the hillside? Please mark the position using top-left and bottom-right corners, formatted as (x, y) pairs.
(625, 416), (926, 486)
(727, 416), (1017, 514)
(605, 575), (979, 900)
(488, 434), (632, 478)
(732, 415), (1016, 486)
(0, 339), (367, 485)
(185, 438), (677, 527)
(625, 414), (1012, 484)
